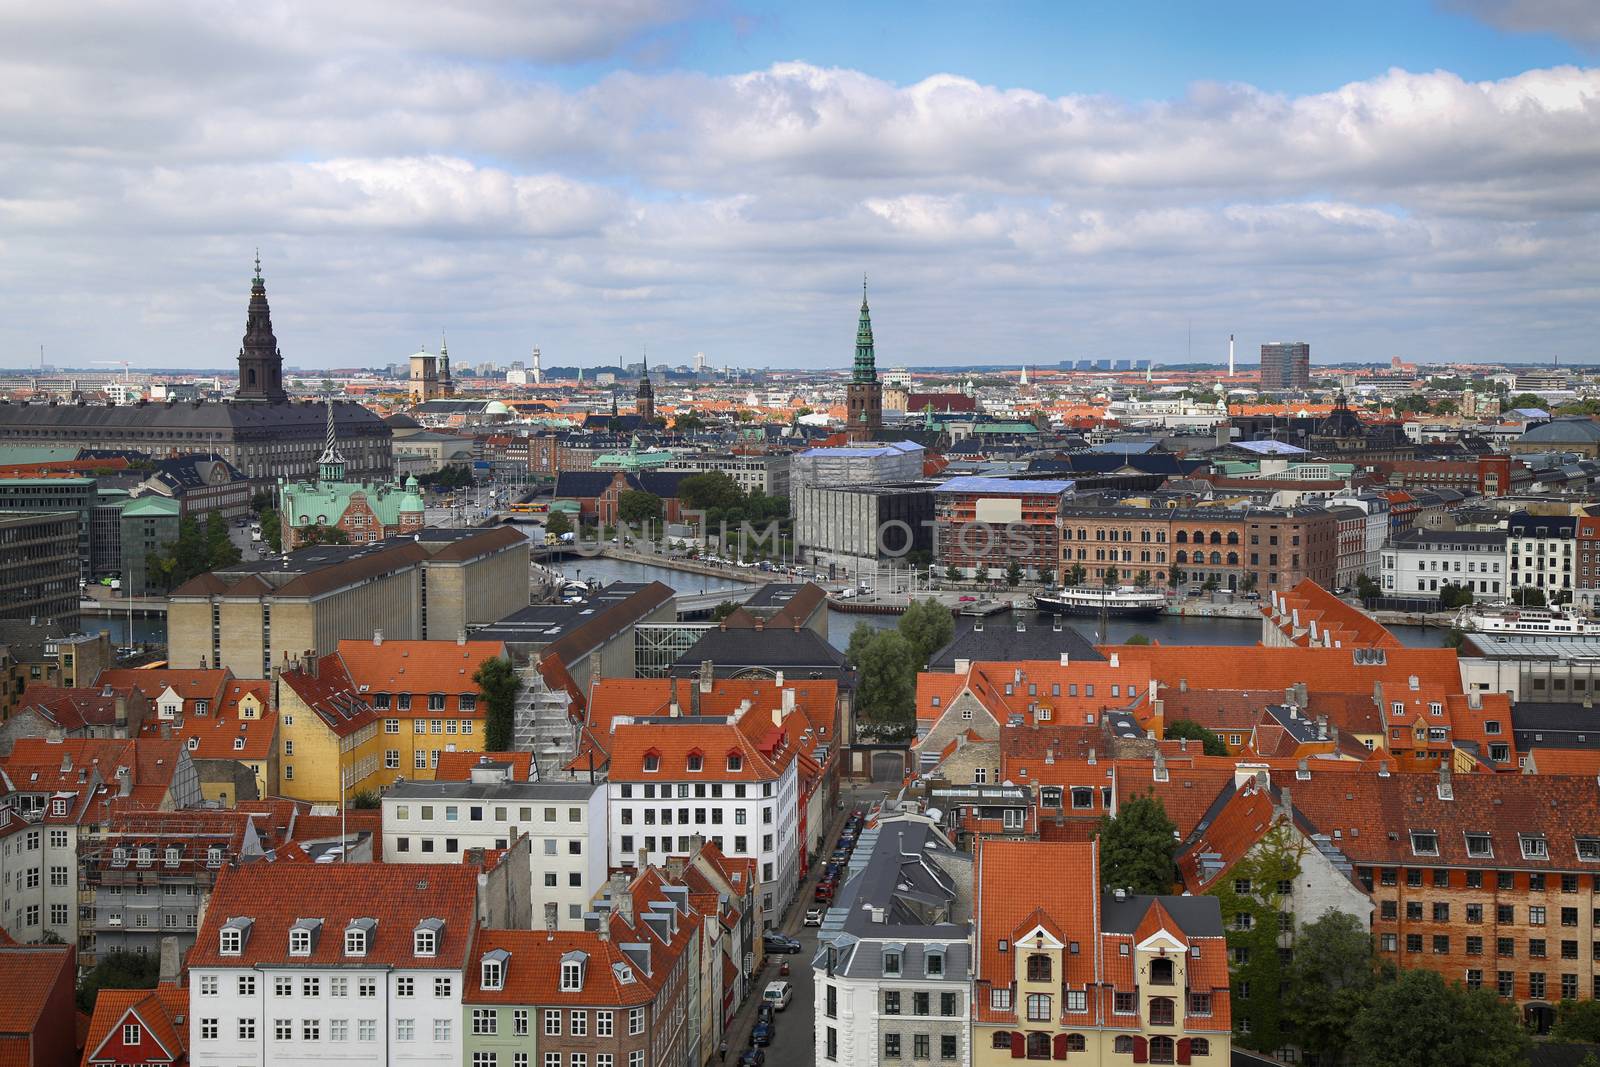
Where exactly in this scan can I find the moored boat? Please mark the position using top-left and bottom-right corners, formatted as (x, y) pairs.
(1032, 586), (1167, 618)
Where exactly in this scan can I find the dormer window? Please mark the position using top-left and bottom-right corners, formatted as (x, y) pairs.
(883, 950), (901, 976)
(164, 847), (180, 867)
(561, 961), (582, 990)
(414, 918), (442, 957)
(110, 847), (127, 867)
(51, 798), (67, 816)
(289, 929), (311, 955)
(345, 918), (374, 957)
(482, 950), (508, 990)
(1577, 837), (1600, 862)
(643, 753), (660, 773)
(1410, 831), (1439, 857)
(727, 753), (743, 772)
(925, 948), (944, 977)
(687, 753), (703, 773)
(136, 847), (152, 867)
(1465, 833), (1493, 858)
(195, 700), (209, 716)
(220, 929), (242, 955)
(1521, 835), (1549, 860)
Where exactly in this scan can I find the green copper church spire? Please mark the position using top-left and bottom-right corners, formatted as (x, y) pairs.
(853, 274), (877, 383)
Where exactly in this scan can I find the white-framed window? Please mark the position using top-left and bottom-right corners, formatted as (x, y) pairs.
(346, 929), (366, 956)
(561, 961), (583, 990)
(474, 1055), (499, 1067)
(200, 1019), (218, 1040)
(473, 1009), (498, 1035)
(571, 1010), (587, 1037)
(396, 1019), (415, 1041)
(434, 1018), (452, 1041)
(238, 1018), (256, 1040)
(1521, 835), (1549, 859)
(238, 975), (256, 996)
(396, 977), (414, 998)
(482, 959), (504, 990)
(514, 1009), (529, 1035)
(199, 975), (218, 996)
(330, 1019), (349, 1041)
(303, 1019), (320, 1041)
(220, 928), (242, 955)
(434, 977), (452, 998)
(596, 1011), (612, 1037)
(415, 928), (437, 956)
(629, 1007), (644, 1035)
(359, 1019), (377, 1041)
(545, 1010), (561, 1036)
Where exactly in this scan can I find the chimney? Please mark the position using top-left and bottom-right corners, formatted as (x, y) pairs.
(1276, 785), (1293, 823)
(373, 629), (383, 646)
(308, 652), (320, 679)
(119, 773), (133, 797)
(690, 677), (701, 717)
(457, 630), (467, 646)
(114, 696), (128, 727)
(1059, 652), (1070, 667)
(158, 936), (181, 985)
(1109, 652), (1120, 668)
(770, 706), (782, 728)
(1316, 715), (1328, 741)
(782, 688), (796, 716)
(46, 726), (65, 744)
(775, 670), (784, 688)
(669, 675), (680, 717)
(1233, 762), (1269, 788)
(698, 660), (714, 694)
(1437, 761), (1454, 800)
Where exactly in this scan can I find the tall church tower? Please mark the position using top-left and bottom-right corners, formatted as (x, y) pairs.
(845, 277), (882, 440)
(317, 399), (347, 483)
(438, 332), (455, 396)
(636, 349), (656, 424)
(236, 252), (288, 402)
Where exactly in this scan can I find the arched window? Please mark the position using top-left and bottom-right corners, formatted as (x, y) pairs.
(1191, 1038), (1211, 1056)
(1149, 996), (1176, 1026)
(1175, 551), (1188, 564)
(248, 368), (258, 386)
(1192, 530), (1205, 544)
(1175, 530), (1188, 544)
(1150, 1036), (1176, 1065)
(1227, 552), (1239, 565)
(1210, 551), (1222, 565)
(1209, 531), (1222, 544)
(992, 1033), (1012, 1050)
(1066, 1034), (1086, 1052)
(1026, 1032), (1052, 1060)
(1150, 957), (1175, 985)
(1026, 954), (1052, 982)
(1114, 1035), (1134, 1054)
(1227, 532), (1240, 544)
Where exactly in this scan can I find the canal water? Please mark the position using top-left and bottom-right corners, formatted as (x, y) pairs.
(549, 557), (1450, 652)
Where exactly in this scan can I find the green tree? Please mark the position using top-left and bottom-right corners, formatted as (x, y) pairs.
(1355, 573), (1381, 601)
(1443, 625), (1469, 649)
(1124, 633), (1152, 646)
(1005, 561), (1023, 586)
(299, 524), (350, 547)
(77, 949), (160, 1011)
(1438, 583), (1474, 610)
(1104, 565), (1120, 587)
(259, 507), (282, 553)
(1348, 969), (1527, 1067)
(1065, 563), (1086, 587)
(945, 565), (961, 583)
(678, 470), (744, 515)
(1240, 573), (1258, 594)
(1505, 392), (1545, 411)
(1512, 585), (1546, 607)
(1209, 825), (1306, 1053)
(1285, 910), (1381, 1065)
(898, 599), (955, 665)
(674, 412), (706, 432)
(1168, 566), (1185, 588)
(250, 489), (273, 513)
(205, 510), (241, 568)
(853, 629), (917, 737)
(1552, 998), (1600, 1043)
(617, 490), (663, 530)
(350, 789), (381, 809)
(1163, 719), (1228, 756)
(1097, 791), (1178, 895)
(545, 510), (573, 538)
(1134, 570), (1151, 588)
(170, 514), (209, 582)
(711, 601), (739, 621)
(474, 656), (522, 752)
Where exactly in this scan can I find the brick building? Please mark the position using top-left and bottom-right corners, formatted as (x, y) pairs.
(934, 477), (1073, 582)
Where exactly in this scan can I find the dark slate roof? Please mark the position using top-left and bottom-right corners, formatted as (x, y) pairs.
(927, 610), (1104, 671)
(1098, 891), (1223, 937)
(554, 471), (620, 499)
(1508, 513), (1577, 537)
(1520, 417), (1600, 444)
(0, 397), (387, 434)
(1390, 529), (1506, 547)
(146, 454), (248, 492)
(669, 627), (848, 679)
(473, 582), (667, 650)
(582, 414), (643, 432)
(633, 471), (690, 498)
(1028, 453), (1203, 477)
(1511, 702), (1600, 751)
(384, 412), (423, 429)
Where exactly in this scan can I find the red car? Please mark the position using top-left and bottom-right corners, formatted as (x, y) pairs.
(814, 880), (836, 902)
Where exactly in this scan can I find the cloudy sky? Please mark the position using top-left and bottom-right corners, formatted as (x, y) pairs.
(2, 0), (1599, 372)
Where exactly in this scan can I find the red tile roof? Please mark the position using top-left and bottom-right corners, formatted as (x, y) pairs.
(188, 862), (479, 970)
(79, 986), (188, 1067)
(464, 930), (653, 1007)
(335, 639), (506, 702)
(0, 944), (73, 1034)
(277, 655), (378, 738)
(95, 668), (229, 711)
(435, 751), (534, 781)
(1262, 580), (1401, 650)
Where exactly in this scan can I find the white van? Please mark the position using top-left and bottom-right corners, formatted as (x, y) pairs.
(762, 981), (792, 1011)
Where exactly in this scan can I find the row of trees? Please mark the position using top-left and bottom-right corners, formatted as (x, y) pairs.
(1096, 793), (1532, 1064)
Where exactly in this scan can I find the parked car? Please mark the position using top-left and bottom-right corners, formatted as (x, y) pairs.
(804, 907), (825, 926)
(750, 1021), (774, 1047)
(814, 881), (835, 902)
(762, 932), (802, 954)
(756, 1003), (775, 1026)
(763, 980), (793, 1011)
(738, 1051), (765, 1067)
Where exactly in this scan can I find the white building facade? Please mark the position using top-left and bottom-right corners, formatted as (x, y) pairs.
(381, 771), (606, 929)
(1506, 513), (1576, 599)
(1381, 529), (1507, 599)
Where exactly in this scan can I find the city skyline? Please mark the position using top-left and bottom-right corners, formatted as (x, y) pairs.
(2, 1), (1599, 370)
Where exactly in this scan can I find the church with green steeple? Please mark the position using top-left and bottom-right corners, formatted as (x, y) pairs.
(846, 276), (883, 440)
(278, 399), (425, 549)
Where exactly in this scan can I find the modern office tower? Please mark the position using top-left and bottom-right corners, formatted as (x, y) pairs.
(1260, 341), (1311, 390)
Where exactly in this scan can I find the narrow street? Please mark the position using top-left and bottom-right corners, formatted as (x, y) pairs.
(720, 782), (889, 1067)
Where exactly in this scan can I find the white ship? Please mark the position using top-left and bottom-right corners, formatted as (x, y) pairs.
(1032, 586), (1168, 618)
(1453, 604), (1600, 637)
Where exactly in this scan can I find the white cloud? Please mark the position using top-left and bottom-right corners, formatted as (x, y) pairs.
(0, 9), (1597, 368)
(1446, 0), (1600, 47)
